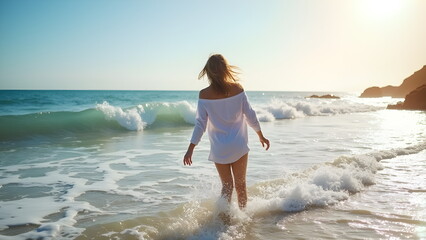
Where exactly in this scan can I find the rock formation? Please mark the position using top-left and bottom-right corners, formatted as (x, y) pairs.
(306, 94), (340, 99)
(401, 85), (426, 110)
(387, 85), (426, 110)
(360, 65), (426, 98)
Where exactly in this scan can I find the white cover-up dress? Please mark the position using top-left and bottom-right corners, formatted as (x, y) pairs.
(190, 91), (261, 164)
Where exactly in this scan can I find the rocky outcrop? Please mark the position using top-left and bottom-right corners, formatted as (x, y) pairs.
(387, 85), (426, 110)
(386, 101), (404, 109)
(306, 94), (340, 99)
(361, 86), (399, 98)
(361, 65), (426, 98)
(401, 85), (426, 110)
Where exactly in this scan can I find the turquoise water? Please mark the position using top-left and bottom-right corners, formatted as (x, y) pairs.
(0, 90), (198, 140)
(0, 90), (425, 239)
(0, 90), (349, 141)
(0, 90), (198, 115)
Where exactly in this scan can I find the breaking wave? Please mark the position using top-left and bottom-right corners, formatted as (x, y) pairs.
(254, 98), (383, 121)
(0, 101), (196, 141)
(0, 98), (383, 141)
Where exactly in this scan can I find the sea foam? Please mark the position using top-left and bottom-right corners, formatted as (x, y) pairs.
(96, 101), (146, 131)
(4, 142), (423, 240)
(87, 143), (426, 240)
(96, 101), (196, 130)
(96, 98), (383, 130)
(247, 142), (426, 215)
(254, 98), (383, 122)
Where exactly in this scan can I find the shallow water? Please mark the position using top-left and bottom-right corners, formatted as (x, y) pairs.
(0, 90), (425, 239)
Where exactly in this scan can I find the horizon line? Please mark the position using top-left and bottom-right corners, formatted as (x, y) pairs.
(0, 88), (355, 93)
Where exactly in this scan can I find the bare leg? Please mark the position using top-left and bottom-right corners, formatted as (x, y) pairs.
(214, 162), (233, 203)
(214, 162), (234, 224)
(231, 154), (248, 209)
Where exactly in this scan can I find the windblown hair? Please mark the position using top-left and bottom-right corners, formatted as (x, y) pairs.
(198, 54), (239, 95)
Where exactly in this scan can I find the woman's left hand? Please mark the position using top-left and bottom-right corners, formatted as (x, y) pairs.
(260, 136), (270, 150)
(183, 143), (196, 166)
(183, 150), (193, 166)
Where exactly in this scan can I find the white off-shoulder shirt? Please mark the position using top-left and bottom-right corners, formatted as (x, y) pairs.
(190, 91), (261, 164)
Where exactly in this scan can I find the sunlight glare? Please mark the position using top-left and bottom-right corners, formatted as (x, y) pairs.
(363, 0), (404, 19)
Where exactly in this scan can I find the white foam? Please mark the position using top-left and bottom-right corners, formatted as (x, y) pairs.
(0, 195), (91, 240)
(0, 196), (65, 230)
(110, 143), (399, 238)
(0, 150), (158, 239)
(96, 101), (196, 130)
(281, 183), (349, 211)
(255, 98), (383, 122)
(129, 143), (426, 239)
(265, 101), (305, 119)
(175, 101), (198, 125)
(96, 97), (383, 128)
(96, 101), (146, 131)
(246, 142), (426, 214)
(139, 101), (196, 125)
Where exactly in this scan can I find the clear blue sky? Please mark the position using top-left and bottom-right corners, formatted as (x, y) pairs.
(1, 0), (425, 92)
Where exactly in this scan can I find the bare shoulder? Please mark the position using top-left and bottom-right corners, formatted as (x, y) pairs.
(230, 83), (244, 95)
(199, 87), (212, 99)
(199, 84), (244, 99)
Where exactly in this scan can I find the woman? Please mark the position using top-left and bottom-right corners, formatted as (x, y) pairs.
(183, 54), (270, 210)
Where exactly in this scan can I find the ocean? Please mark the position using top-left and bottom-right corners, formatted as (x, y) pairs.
(0, 90), (425, 240)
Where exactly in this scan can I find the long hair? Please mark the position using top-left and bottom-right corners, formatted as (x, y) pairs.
(198, 54), (239, 95)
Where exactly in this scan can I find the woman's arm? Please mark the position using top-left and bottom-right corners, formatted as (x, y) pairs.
(242, 93), (270, 150)
(184, 96), (208, 166)
(190, 98), (208, 145)
(242, 93), (261, 132)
